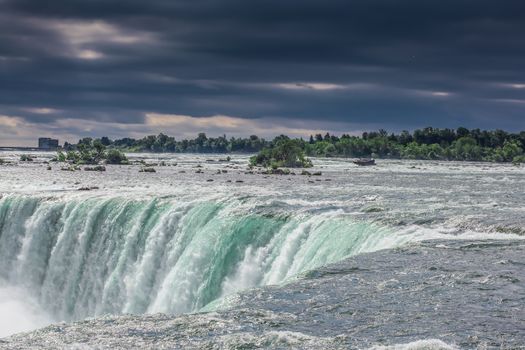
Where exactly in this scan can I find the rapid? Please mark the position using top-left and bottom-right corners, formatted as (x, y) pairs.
(0, 152), (523, 348)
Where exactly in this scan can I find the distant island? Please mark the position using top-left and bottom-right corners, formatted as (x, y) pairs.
(58, 127), (524, 164)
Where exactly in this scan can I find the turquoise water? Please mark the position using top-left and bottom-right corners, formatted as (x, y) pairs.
(0, 195), (414, 322)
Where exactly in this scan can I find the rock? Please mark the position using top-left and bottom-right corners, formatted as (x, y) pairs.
(84, 165), (106, 172)
(312, 171), (322, 176)
(271, 168), (290, 175)
(301, 170), (312, 176)
(206, 179), (214, 182)
(235, 180), (244, 183)
(78, 186), (99, 191)
(261, 168), (290, 175)
(363, 207), (384, 213)
(140, 167), (156, 173)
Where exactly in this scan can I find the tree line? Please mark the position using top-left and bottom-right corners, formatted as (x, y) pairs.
(63, 127), (525, 163)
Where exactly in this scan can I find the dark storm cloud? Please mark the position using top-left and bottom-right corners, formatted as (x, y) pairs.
(1, 0), (524, 144)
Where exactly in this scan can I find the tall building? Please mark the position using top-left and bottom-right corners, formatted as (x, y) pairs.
(38, 138), (59, 149)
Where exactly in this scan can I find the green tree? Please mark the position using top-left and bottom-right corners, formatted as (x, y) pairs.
(250, 139), (312, 168)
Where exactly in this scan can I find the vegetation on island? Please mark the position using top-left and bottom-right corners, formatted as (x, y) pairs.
(249, 138), (312, 168)
(60, 127), (525, 164)
(56, 139), (128, 165)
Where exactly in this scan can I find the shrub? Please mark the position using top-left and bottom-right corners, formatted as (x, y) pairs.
(106, 149), (128, 164)
(512, 155), (525, 165)
(57, 150), (66, 162)
(20, 154), (33, 162)
(66, 150), (80, 163)
(250, 139), (313, 168)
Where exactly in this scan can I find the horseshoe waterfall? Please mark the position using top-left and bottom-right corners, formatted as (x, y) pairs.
(0, 153), (524, 349)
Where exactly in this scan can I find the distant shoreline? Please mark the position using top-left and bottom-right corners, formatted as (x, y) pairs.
(2, 127), (525, 164)
(0, 147), (52, 151)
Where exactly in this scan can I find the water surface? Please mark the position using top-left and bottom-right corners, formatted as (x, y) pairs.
(0, 152), (523, 348)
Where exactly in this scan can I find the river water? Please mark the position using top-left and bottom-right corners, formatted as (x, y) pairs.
(0, 152), (523, 348)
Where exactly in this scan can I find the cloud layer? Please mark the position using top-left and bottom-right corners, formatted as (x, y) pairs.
(1, 0), (524, 145)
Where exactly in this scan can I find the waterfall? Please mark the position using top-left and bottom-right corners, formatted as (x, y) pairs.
(0, 194), (412, 322)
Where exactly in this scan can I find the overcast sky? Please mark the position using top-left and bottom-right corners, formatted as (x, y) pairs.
(1, 0), (524, 146)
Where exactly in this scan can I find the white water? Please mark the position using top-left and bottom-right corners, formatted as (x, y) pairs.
(0, 284), (52, 337)
(0, 195), (417, 326)
(1, 153), (523, 338)
(369, 339), (458, 350)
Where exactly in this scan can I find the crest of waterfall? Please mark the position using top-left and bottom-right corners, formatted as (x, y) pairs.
(0, 194), (414, 322)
